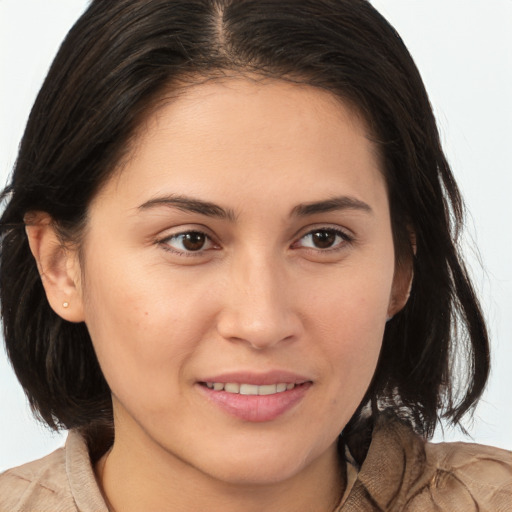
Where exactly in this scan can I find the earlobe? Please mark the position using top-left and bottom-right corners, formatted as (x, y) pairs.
(25, 212), (85, 323)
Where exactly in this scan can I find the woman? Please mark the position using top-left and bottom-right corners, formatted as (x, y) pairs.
(0, 0), (510, 510)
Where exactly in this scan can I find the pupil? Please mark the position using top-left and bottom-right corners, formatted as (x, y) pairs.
(183, 232), (205, 251)
(313, 230), (335, 249)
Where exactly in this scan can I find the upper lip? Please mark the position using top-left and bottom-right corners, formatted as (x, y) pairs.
(198, 370), (312, 386)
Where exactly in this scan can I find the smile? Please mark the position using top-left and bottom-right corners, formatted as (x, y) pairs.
(204, 382), (296, 395)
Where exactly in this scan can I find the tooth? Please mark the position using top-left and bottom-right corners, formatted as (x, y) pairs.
(210, 382), (297, 394)
(224, 382), (240, 393)
(240, 384), (259, 395)
(258, 384), (277, 395)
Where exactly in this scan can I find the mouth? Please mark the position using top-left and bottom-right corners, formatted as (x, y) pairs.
(197, 375), (312, 422)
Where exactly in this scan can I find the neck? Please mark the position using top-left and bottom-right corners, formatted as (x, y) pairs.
(95, 432), (346, 512)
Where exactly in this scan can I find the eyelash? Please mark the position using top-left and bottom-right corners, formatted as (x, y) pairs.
(157, 226), (353, 258)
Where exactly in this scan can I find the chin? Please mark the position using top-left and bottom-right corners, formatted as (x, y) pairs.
(192, 436), (329, 486)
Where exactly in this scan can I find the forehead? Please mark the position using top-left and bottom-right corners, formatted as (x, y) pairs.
(93, 77), (386, 215)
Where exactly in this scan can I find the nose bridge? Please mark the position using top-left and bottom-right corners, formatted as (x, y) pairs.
(216, 247), (299, 348)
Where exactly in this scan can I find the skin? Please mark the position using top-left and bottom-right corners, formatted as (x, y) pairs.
(27, 78), (411, 512)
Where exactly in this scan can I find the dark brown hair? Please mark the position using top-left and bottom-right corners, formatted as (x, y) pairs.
(0, 0), (489, 442)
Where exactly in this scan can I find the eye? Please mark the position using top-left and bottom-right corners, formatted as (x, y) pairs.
(295, 228), (352, 251)
(161, 231), (216, 254)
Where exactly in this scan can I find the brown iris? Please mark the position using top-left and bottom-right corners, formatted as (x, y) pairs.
(181, 232), (207, 251)
(311, 230), (336, 249)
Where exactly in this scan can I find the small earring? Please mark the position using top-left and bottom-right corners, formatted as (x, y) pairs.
(63, 302), (70, 309)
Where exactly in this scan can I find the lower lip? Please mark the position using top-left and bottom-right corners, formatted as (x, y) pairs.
(198, 383), (312, 422)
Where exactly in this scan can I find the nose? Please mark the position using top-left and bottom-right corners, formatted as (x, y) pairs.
(216, 252), (303, 350)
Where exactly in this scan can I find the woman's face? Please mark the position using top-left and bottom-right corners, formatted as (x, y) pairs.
(73, 78), (406, 484)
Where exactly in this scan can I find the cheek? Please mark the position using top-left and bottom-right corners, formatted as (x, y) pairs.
(305, 258), (393, 386)
(305, 260), (393, 338)
(316, 303), (385, 393)
(79, 253), (217, 408)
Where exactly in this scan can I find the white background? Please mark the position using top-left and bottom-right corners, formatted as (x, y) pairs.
(1, 1), (511, 471)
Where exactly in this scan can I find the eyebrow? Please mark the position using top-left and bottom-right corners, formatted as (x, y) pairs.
(138, 194), (237, 221)
(291, 196), (373, 217)
(138, 194), (372, 221)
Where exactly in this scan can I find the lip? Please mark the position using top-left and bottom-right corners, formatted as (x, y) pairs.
(197, 370), (312, 422)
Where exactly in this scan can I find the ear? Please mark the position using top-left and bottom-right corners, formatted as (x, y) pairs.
(25, 212), (85, 323)
(387, 234), (416, 319)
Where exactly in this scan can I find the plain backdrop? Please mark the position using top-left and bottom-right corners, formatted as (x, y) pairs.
(1, 1), (511, 471)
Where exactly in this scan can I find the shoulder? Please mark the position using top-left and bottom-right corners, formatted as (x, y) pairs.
(407, 439), (512, 510)
(0, 430), (108, 512)
(341, 415), (512, 511)
(0, 445), (77, 511)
